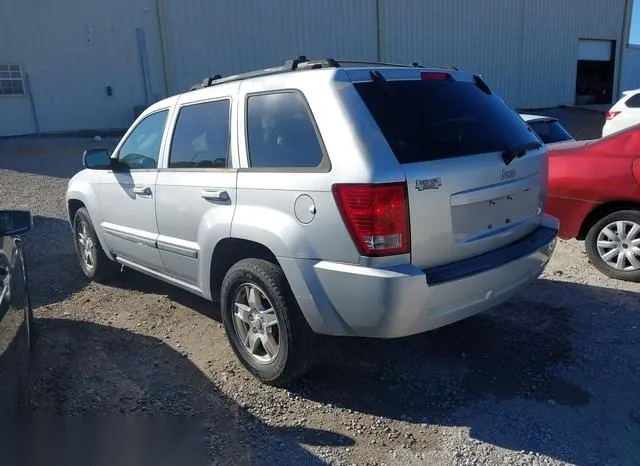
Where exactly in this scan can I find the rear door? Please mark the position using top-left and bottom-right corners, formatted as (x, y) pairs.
(350, 69), (547, 269)
(155, 93), (238, 288)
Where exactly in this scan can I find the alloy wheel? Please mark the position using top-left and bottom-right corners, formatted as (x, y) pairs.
(596, 220), (640, 271)
(232, 283), (280, 364)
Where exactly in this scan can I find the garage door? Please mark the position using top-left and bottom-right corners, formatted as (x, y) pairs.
(578, 39), (613, 61)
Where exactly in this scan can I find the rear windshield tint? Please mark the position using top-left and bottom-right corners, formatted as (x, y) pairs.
(354, 79), (540, 163)
(528, 120), (573, 144)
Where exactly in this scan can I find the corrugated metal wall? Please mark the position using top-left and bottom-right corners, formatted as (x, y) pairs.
(162, 0), (378, 93)
(0, 0), (630, 136)
(163, 0), (626, 108)
(0, 0), (166, 136)
(622, 46), (640, 93)
(380, 0), (626, 108)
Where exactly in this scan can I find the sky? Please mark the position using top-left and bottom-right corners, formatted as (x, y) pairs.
(631, 0), (640, 44)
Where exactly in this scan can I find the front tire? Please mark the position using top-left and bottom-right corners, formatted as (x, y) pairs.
(585, 210), (640, 282)
(220, 258), (316, 386)
(73, 208), (119, 282)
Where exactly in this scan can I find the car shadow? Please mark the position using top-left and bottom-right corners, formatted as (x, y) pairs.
(286, 279), (640, 465)
(21, 215), (639, 464)
(104, 270), (640, 464)
(10, 318), (352, 466)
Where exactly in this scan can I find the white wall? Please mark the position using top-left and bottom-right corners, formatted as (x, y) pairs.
(0, 0), (629, 136)
(0, 0), (166, 136)
(380, 0), (626, 109)
(162, 0), (379, 94)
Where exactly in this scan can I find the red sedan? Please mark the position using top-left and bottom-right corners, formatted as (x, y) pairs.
(545, 126), (640, 282)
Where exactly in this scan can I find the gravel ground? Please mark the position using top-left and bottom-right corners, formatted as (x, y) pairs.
(0, 109), (639, 466)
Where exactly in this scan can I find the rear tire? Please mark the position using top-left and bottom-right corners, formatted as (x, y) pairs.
(220, 258), (317, 386)
(585, 209), (640, 282)
(73, 208), (119, 282)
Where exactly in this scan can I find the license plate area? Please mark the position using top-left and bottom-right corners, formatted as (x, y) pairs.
(451, 188), (539, 242)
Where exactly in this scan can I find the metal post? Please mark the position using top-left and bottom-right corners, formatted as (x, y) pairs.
(375, 0), (383, 62)
(24, 73), (40, 137)
(137, 28), (152, 106)
(156, 0), (175, 96)
(616, 0), (634, 98)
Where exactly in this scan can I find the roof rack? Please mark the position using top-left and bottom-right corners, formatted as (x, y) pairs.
(333, 59), (422, 68)
(190, 56), (424, 90)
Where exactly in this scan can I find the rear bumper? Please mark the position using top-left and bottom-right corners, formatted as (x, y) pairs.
(282, 216), (558, 338)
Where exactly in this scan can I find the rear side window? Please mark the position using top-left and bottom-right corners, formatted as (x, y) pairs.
(354, 78), (540, 163)
(246, 91), (324, 168)
(169, 99), (230, 168)
(528, 120), (573, 144)
(625, 93), (640, 108)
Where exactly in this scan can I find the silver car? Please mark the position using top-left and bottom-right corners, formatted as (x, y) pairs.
(66, 57), (558, 386)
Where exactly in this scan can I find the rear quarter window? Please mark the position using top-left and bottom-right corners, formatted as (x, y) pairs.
(354, 78), (539, 163)
(246, 91), (325, 169)
(625, 93), (640, 108)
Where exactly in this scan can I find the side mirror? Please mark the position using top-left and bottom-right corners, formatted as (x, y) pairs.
(83, 149), (113, 170)
(0, 210), (32, 236)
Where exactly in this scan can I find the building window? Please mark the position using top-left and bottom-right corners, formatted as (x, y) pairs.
(0, 64), (25, 96)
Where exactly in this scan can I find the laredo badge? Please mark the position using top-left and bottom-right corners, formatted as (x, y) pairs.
(415, 177), (442, 191)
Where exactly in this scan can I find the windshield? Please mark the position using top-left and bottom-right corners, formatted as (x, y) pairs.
(354, 79), (540, 163)
(528, 120), (573, 144)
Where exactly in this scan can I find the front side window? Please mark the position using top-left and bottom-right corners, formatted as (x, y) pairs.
(169, 99), (230, 168)
(118, 110), (168, 170)
(246, 92), (324, 168)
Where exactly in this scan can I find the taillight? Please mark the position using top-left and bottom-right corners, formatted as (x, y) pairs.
(332, 183), (410, 257)
(420, 71), (453, 81)
(606, 110), (621, 120)
(633, 158), (640, 185)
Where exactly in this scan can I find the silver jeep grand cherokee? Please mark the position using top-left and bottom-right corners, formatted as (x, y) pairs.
(66, 57), (558, 386)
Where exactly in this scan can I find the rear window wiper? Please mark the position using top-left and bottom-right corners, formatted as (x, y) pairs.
(502, 141), (542, 165)
(369, 70), (395, 98)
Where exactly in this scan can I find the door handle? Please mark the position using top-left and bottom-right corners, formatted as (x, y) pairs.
(201, 190), (229, 202)
(133, 186), (152, 196)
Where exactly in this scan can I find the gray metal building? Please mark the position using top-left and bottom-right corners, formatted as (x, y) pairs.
(0, 0), (635, 137)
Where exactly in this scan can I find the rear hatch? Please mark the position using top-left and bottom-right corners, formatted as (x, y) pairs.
(349, 68), (548, 269)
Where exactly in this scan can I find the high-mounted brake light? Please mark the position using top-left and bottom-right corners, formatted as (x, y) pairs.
(420, 71), (453, 81)
(633, 158), (640, 186)
(606, 110), (621, 120)
(332, 183), (410, 257)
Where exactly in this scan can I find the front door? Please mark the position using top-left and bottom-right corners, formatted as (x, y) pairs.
(100, 109), (169, 271)
(155, 97), (237, 288)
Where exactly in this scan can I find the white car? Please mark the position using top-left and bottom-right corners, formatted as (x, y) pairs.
(602, 88), (640, 137)
(520, 114), (575, 145)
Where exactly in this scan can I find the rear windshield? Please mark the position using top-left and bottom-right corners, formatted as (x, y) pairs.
(528, 120), (573, 144)
(354, 79), (540, 163)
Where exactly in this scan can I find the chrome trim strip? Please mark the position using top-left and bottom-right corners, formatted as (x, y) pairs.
(156, 239), (199, 259)
(102, 226), (156, 248)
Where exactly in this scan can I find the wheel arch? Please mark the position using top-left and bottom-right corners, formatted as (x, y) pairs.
(577, 200), (640, 240)
(67, 198), (86, 225)
(66, 193), (114, 261)
(208, 238), (279, 302)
